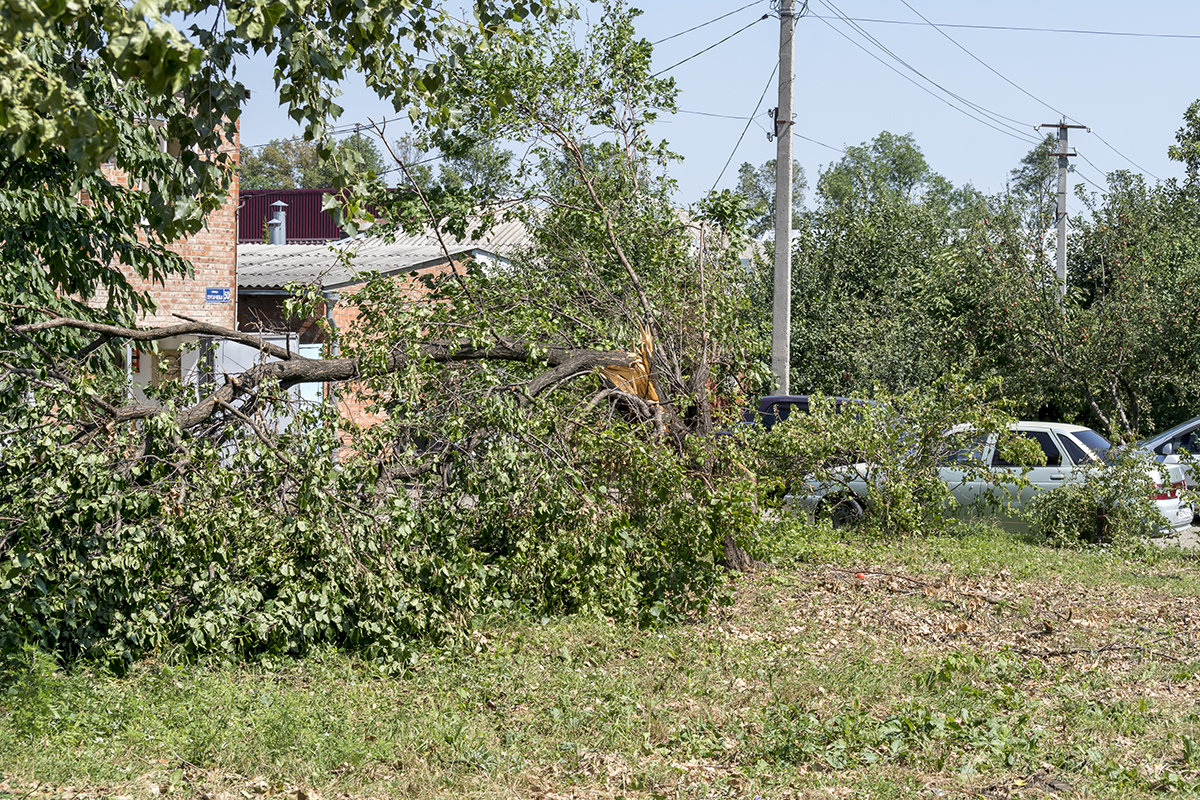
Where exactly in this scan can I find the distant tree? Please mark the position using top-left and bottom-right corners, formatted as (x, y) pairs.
(817, 131), (946, 211)
(734, 159), (805, 237)
(1008, 134), (1062, 229)
(437, 139), (516, 198)
(1168, 99), (1200, 184)
(241, 134), (385, 189)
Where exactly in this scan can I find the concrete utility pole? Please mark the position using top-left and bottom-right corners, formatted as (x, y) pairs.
(771, 0), (796, 394)
(1040, 120), (1085, 297)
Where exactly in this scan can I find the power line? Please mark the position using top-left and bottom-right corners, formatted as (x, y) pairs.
(1073, 157), (1109, 193)
(378, 151), (446, 178)
(896, 0), (1067, 120)
(653, 14), (771, 77)
(1076, 150), (1103, 174)
(894, 1), (1161, 182)
(241, 115), (409, 152)
(812, 1), (1039, 146)
(678, 107), (846, 155)
(817, 0), (1038, 140)
(1084, 129), (1161, 181)
(810, 15), (1200, 40)
(710, 60), (779, 192)
(652, 0), (765, 45)
(676, 109), (760, 121)
(795, 131), (845, 154)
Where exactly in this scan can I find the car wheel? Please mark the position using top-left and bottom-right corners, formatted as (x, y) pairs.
(827, 496), (865, 529)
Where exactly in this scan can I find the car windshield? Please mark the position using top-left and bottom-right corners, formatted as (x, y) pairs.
(1071, 429), (1113, 461)
(1144, 415), (1200, 448)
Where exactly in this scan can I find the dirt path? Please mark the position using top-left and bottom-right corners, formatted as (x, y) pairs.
(1153, 525), (1200, 549)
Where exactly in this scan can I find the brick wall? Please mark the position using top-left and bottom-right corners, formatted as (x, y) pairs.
(98, 127), (240, 330)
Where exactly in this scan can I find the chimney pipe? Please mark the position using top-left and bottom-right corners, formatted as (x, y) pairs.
(268, 200), (288, 244)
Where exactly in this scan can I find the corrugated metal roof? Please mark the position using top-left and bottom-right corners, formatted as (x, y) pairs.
(238, 218), (531, 290)
(239, 189), (351, 243)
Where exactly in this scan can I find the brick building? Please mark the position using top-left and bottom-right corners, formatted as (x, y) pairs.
(99, 129), (241, 401)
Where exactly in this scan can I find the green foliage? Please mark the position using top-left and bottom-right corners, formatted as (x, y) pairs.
(763, 695), (1040, 772)
(1024, 451), (1166, 545)
(816, 131), (962, 214)
(1, 0), (563, 348)
(240, 134), (386, 190)
(435, 421), (745, 625)
(790, 107), (1200, 440)
(746, 377), (1030, 536)
(790, 190), (978, 394)
(733, 158), (806, 237)
(1008, 134), (1060, 229)
(1168, 99), (1200, 183)
(0, 378), (747, 668)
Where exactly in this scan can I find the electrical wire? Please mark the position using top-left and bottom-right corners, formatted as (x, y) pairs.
(678, 107), (845, 155)
(817, 0), (1038, 140)
(240, 114), (410, 152)
(652, 0), (765, 45)
(795, 131), (846, 154)
(652, 14), (771, 77)
(810, 15), (1200, 40)
(676, 109), (760, 121)
(1074, 149), (1117, 191)
(812, 1), (1039, 146)
(1084, 129), (1161, 181)
(896, 0), (1067, 120)
(710, 60), (779, 192)
(895, 1), (1161, 183)
(1073, 159), (1109, 193)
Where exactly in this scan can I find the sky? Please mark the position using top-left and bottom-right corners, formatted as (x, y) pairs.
(235, 0), (1200, 207)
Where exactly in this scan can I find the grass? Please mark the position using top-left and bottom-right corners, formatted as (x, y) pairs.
(4, 521), (1200, 799)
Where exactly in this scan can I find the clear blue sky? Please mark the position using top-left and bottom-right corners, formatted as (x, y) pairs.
(236, 0), (1200, 206)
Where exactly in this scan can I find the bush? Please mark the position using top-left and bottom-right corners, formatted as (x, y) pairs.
(1024, 449), (1167, 545)
(745, 377), (1029, 536)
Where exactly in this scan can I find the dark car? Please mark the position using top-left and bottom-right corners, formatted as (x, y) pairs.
(742, 395), (861, 431)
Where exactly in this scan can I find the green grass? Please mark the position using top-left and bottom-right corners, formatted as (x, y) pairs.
(3, 522), (1200, 798)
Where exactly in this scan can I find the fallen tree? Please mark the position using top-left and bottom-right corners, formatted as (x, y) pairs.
(0, 3), (771, 667)
(11, 314), (651, 431)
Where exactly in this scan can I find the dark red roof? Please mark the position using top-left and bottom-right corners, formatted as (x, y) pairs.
(238, 188), (348, 244)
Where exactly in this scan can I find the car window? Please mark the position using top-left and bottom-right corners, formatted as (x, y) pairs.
(992, 430), (1061, 468)
(1071, 429), (1112, 460)
(766, 400), (810, 427)
(1173, 431), (1200, 455)
(1059, 434), (1098, 466)
(941, 435), (989, 466)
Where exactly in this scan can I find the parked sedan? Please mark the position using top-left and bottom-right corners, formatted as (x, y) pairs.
(1139, 415), (1200, 489)
(742, 394), (862, 430)
(796, 421), (1194, 531)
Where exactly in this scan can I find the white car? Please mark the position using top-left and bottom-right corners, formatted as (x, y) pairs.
(796, 421), (1194, 532)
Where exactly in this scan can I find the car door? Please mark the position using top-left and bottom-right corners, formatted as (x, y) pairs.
(989, 427), (1068, 509)
(939, 433), (992, 513)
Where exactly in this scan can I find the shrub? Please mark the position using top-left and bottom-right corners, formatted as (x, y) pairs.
(745, 376), (1029, 536)
(1024, 449), (1168, 545)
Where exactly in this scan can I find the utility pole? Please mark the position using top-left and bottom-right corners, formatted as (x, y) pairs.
(1039, 119), (1085, 297)
(771, 0), (796, 394)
